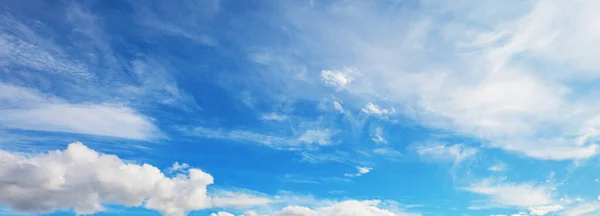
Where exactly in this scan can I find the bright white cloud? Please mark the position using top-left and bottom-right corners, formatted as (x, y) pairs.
(0, 142), (268, 216)
(344, 166), (373, 177)
(0, 83), (161, 140)
(321, 68), (355, 89)
(463, 179), (553, 209)
(362, 103), (394, 116)
(528, 204), (564, 215)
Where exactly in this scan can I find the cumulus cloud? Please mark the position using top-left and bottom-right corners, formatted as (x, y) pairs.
(0, 142), (268, 216)
(463, 179), (553, 209)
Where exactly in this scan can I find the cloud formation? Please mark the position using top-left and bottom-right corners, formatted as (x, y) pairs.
(0, 142), (267, 216)
(463, 179), (553, 209)
(0, 83), (161, 140)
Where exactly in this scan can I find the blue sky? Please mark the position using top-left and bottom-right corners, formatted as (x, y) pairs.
(2, 0), (600, 215)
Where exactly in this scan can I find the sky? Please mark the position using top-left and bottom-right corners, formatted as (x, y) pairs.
(2, 0), (600, 215)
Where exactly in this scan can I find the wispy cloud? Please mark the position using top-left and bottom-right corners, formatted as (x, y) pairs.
(371, 127), (387, 144)
(182, 127), (335, 150)
(259, 112), (288, 121)
(255, 0), (600, 161)
(413, 143), (477, 168)
(0, 83), (161, 140)
(463, 178), (553, 209)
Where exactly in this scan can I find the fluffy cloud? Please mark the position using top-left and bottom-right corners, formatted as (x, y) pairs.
(0, 83), (161, 140)
(463, 179), (553, 209)
(0, 142), (268, 216)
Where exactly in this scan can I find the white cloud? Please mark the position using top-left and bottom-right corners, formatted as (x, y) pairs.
(414, 143), (477, 167)
(0, 14), (89, 78)
(321, 68), (356, 89)
(332, 101), (345, 113)
(562, 202), (600, 216)
(344, 166), (372, 177)
(0, 142), (268, 216)
(372, 127), (387, 144)
(362, 103), (394, 116)
(265, 0), (600, 160)
(211, 212), (235, 216)
(528, 204), (564, 215)
(463, 179), (553, 209)
(211, 190), (271, 209)
(260, 113), (288, 121)
(298, 130), (333, 146)
(244, 210), (260, 216)
(488, 162), (508, 172)
(0, 83), (161, 140)
(167, 162), (190, 173)
(185, 127), (333, 149)
(373, 148), (402, 157)
(271, 200), (420, 216)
